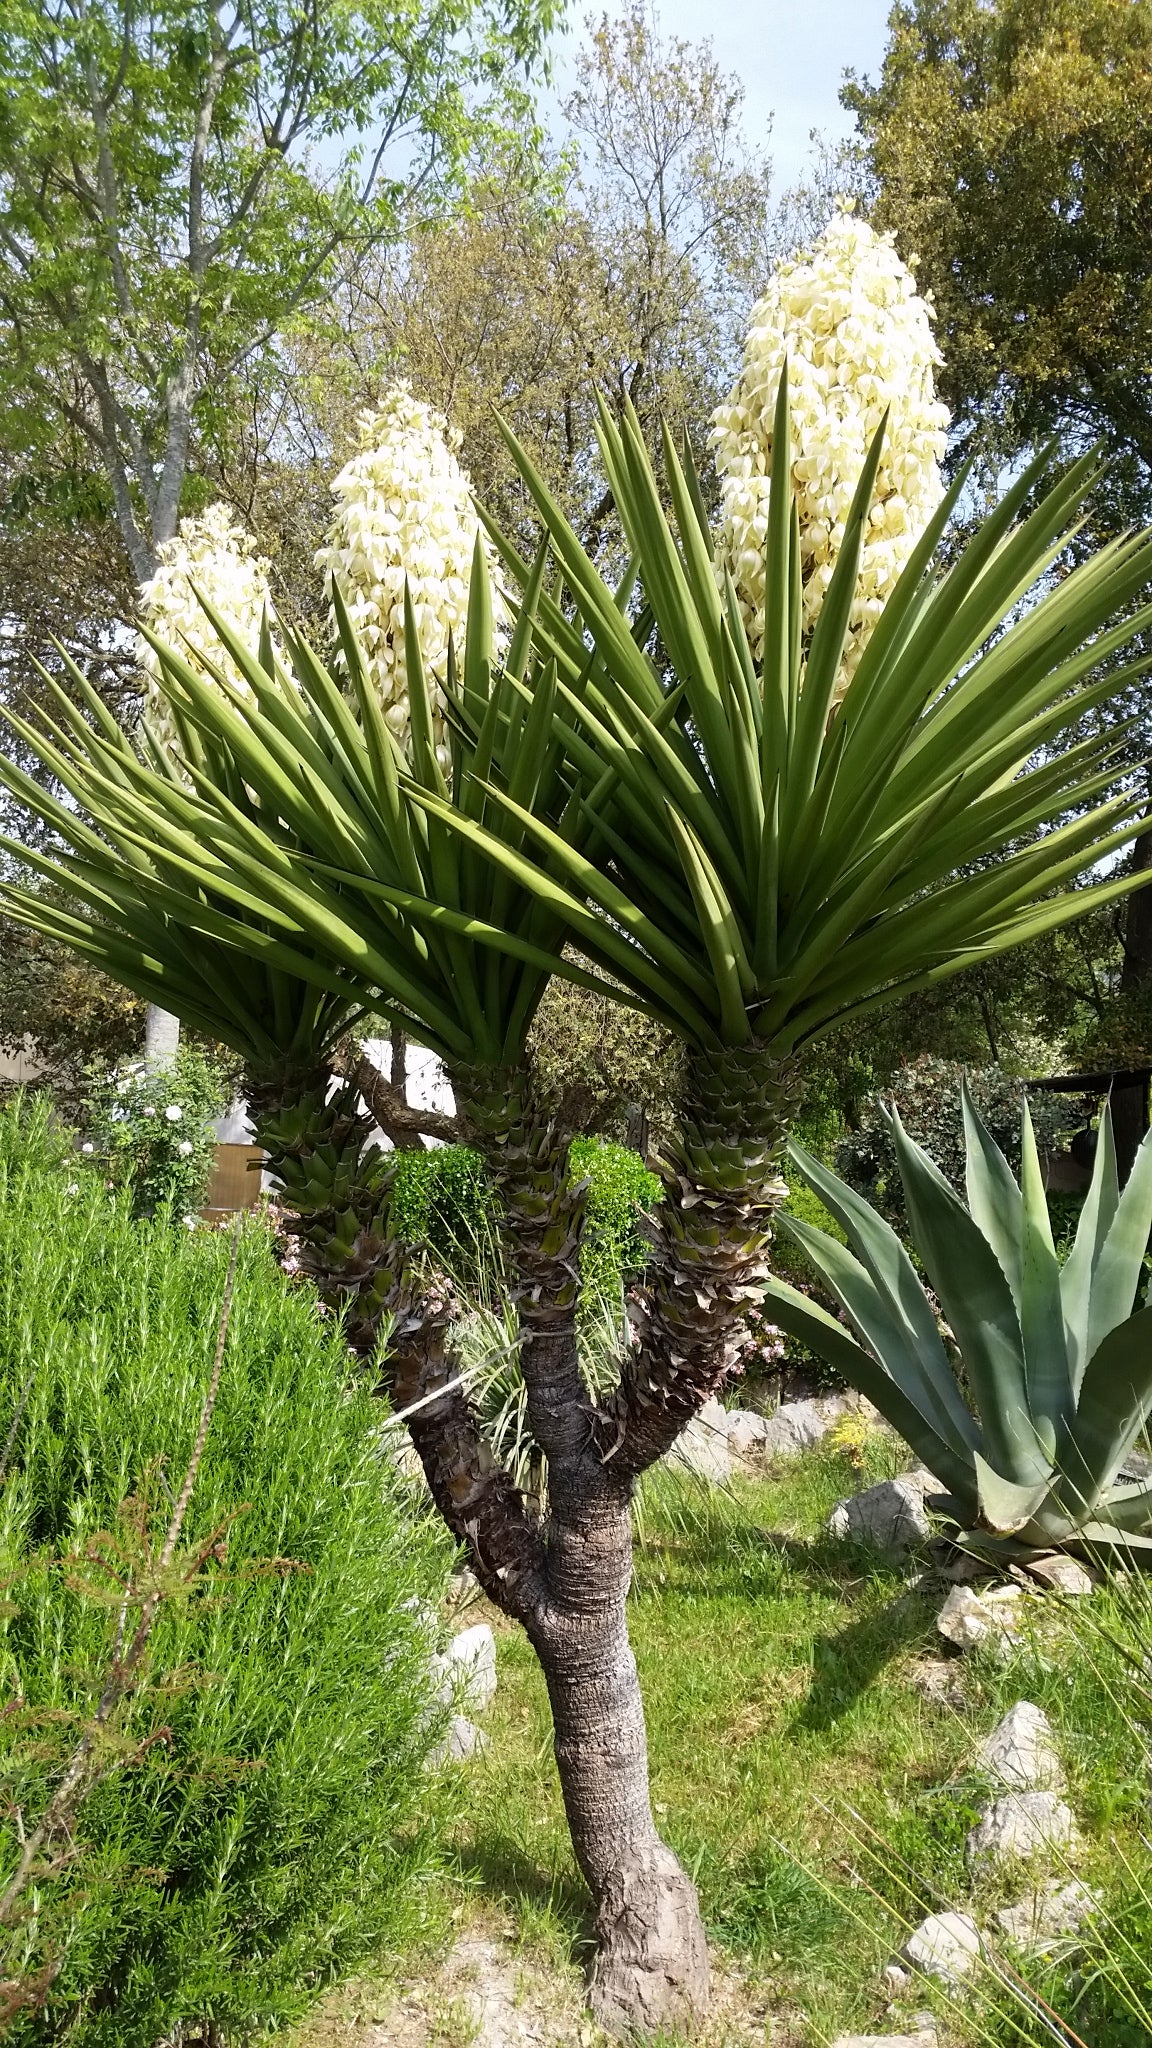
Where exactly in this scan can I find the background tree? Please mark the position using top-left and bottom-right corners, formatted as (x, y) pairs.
(0, 0), (560, 586)
(252, 0), (777, 568)
(844, 0), (1152, 1167)
(844, 0), (1152, 500)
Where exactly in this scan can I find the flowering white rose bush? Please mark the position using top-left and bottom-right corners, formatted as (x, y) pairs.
(712, 209), (950, 694)
(137, 504), (274, 742)
(316, 382), (505, 768)
(81, 1048), (227, 1219)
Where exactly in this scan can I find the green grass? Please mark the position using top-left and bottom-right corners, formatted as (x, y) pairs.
(450, 1441), (1152, 2047)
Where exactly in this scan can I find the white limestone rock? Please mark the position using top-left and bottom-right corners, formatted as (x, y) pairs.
(936, 1583), (1024, 1655)
(670, 1396), (732, 1483)
(831, 2032), (937, 2048)
(727, 1408), (771, 1458)
(429, 1622), (498, 1715)
(966, 1791), (1079, 1871)
(976, 1701), (1064, 1793)
(829, 1476), (931, 1555)
(761, 1398), (827, 1458)
(995, 1879), (1097, 1952)
(906, 1658), (967, 1710)
(901, 1909), (983, 1983)
(427, 1714), (489, 1768)
(1020, 1553), (1096, 1596)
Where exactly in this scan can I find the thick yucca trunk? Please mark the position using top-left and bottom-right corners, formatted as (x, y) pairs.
(249, 1048), (795, 2037)
(444, 1058), (710, 2031)
(245, 1061), (393, 1356)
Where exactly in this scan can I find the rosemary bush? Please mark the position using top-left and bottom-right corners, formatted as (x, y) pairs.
(0, 1095), (454, 2045)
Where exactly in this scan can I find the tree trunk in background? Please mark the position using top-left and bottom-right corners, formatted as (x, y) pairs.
(144, 1003), (180, 1069)
(1113, 820), (1152, 1182)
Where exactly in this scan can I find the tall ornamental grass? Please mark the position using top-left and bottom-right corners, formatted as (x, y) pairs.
(0, 1096), (454, 2046)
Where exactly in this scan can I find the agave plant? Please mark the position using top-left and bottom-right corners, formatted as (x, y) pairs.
(763, 1088), (1152, 1559)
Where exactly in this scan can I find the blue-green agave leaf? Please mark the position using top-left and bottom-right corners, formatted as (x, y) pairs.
(962, 1078), (1023, 1306)
(1061, 1101), (1120, 1392)
(974, 1452), (1056, 1535)
(1084, 1126), (1152, 1370)
(888, 1107), (1043, 1484)
(1018, 1098), (1071, 1453)
(786, 1140), (978, 1452)
(759, 1275), (976, 1505)
(1057, 1303), (1152, 1514)
(780, 1213), (979, 1459)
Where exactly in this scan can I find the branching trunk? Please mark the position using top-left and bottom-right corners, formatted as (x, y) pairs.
(605, 1042), (802, 1477)
(250, 1051), (726, 2036)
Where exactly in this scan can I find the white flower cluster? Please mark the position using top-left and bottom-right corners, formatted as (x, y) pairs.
(137, 503), (273, 741)
(315, 383), (504, 770)
(712, 210), (950, 696)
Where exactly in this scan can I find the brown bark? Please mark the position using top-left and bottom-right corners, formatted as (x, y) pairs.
(253, 1053), (714, 2036)
(391, 1303), (709, 2034)
(353, 1050), (461, 1148)
(527, 1453), (709, 2034)
(602, 1042), (801, 1478)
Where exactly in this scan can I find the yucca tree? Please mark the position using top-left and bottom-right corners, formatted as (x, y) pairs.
(0, 549), (617, 1349)
(430, 378), (1152, 1474)
(0, 570), (708, 2037)
(6, 391), (1152, 2037)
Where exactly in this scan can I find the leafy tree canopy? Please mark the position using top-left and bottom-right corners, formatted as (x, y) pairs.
(0, 0), (560, 580)
(844, 0), (1152, 509)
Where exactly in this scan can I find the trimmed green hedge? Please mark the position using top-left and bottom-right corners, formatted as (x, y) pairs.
(0, 1097), (453, 2045)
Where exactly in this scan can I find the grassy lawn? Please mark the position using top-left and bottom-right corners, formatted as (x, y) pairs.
(450, 1440), (1152, 2047)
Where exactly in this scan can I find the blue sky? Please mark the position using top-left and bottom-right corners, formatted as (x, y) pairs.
(551, 0), (894, 188)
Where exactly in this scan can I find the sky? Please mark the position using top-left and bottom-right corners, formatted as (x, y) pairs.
(550, 0), (894, 190)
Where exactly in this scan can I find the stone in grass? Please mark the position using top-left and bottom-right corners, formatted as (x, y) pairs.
(1020, 1553), (1096, 1597)
(427, 1714), (489, 1769)
(966, 1791), (1080, 1871)
(429, 1622), (498, 1715)
(829, 1477), (931, 1556)
(976, 1701), (1065, 1793)
(936, 1583), (1024, 1655)
(900, 1909), (983, 1983)
(669, 1395), (732, 1483)
(995, 1879), (1098, 1953)
(831, 2031), (938, 2048)
(760, 1399), (828, 1458)
(727, 1408), (770, 1459)
(906, 1658), (967, 1711)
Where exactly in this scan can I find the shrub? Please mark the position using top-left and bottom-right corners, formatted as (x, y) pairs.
(389, 1137), (663, 1314)
(82, 1043), (230, 1217)
(834, 1056), (1068, 1227)
(0, 1095), (453, 2045)
(388, 1142), (496, 1277)
(571, 1136), (662, 1310)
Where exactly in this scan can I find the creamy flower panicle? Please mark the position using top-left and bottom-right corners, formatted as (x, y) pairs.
(137, 504), (274, 741)
(316, 382), (505, 769)
(713, 210), (950, 696)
